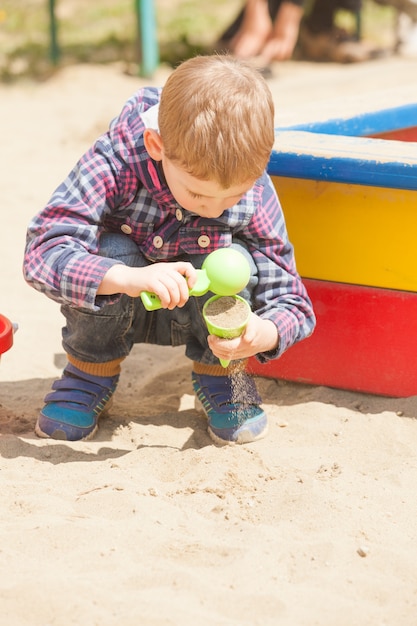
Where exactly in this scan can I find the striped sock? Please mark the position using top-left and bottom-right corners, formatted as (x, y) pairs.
(192, 359), (247, 377)
(67, 354), (124, 377)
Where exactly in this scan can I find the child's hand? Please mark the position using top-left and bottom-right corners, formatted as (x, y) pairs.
(98, 261), (197, 310)
(207, 313), (279, 361)
(137, 262), (198, 310)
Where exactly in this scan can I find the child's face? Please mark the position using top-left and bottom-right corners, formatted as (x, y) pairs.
(162, 158), (254, 219)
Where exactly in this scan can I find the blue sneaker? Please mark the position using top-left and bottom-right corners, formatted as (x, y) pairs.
(192, 371), (268, 444)
(36, 363), (119, 441)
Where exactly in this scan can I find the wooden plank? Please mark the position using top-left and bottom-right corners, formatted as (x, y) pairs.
(272, 176), (417, 292)
(371, 127), (417, 142)
(248, 279), (417, 398)
(270, 130), (417, 190)
(277, 103), (417, 139)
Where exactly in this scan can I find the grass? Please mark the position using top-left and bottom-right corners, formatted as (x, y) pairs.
(0, 0), (241, 81)
(0, 0), (396, 82)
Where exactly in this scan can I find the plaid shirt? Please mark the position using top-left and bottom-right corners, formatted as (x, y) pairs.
(24, 87), (315, 360)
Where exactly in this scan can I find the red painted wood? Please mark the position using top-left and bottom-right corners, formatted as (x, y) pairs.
(370, 127), (417, 142)
(248, 279), (417, 397)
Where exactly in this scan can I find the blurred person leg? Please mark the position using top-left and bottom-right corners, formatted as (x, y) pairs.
(217, 0), (281, 57)
(299, 0), (389, 62)
(216, 0), (303, 63)
(218, 0), (274, 58)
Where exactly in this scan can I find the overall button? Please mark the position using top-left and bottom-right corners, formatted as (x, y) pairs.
(175, 208), (183, 221)
(121, 224), (132, 235)
(153, 235), (164, 249)
(197, 235), (210, 248)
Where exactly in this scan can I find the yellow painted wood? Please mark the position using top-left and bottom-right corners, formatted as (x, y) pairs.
(273, 176), (417, 292)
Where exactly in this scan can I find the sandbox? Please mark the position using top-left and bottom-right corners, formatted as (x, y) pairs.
(249, 103), (417, 397)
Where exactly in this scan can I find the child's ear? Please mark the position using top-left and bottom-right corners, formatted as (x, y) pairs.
(144, 129), (164, 161)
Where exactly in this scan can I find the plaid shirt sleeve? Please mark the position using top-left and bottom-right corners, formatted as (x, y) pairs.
(238, 173), (316, 360)
(23, 146), (137, 309)
(23, 89), (158, 310)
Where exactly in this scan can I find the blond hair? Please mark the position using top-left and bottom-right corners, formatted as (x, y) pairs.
(158, 55), (275, 188)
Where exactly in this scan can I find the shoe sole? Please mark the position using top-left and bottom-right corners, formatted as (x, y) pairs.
(35, 421), (99, 441)
(208, 422), (268, 445)
(195, 395), (268, 445)
(35, 398), (113, 441)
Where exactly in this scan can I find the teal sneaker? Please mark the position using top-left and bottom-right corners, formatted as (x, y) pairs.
(192, 371), (267, 444)
(36, 363), (119, 441)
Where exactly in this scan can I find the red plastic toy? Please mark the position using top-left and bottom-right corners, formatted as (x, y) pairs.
(0, 314), (13, 356)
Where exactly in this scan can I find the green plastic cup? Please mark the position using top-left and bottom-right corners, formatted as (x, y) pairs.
(203, 295), (251, 368)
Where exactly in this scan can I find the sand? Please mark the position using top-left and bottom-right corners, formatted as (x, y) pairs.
(1, 56), (417, 625)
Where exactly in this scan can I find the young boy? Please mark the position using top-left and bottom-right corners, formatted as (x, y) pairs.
(23, 55), (315, 445)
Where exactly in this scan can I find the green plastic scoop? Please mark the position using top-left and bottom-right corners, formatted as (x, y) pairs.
(140, 248), (251, 311)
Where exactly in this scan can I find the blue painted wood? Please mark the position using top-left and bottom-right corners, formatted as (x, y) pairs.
(268, 130), (417, 191)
